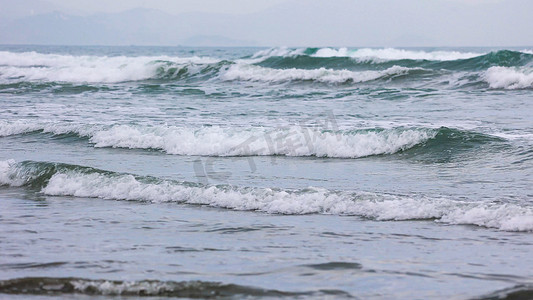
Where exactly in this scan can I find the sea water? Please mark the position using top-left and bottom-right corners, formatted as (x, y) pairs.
(0, 45), (532, 299)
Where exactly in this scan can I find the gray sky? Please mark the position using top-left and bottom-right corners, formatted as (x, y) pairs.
(45, 0), (289, 15)
(1, 0), (532, 47)
(44, 0), (507, 14)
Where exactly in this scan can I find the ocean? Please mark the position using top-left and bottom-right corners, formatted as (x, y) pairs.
(0, 45), (532, 299)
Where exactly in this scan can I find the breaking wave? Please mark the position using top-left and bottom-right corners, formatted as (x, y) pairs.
(0, 50), (225, 83)
(0, 121), (503, 158)
(252, 47), (484, 61)
(1, 49), (531, 88)
(0, 277), (341, 297)
(220, 64), (424, 84)
(0, 120), (96, 137)
(1, 160), (532, 231)
(483, 66), (533, 89)
(255, 49), (533, 73)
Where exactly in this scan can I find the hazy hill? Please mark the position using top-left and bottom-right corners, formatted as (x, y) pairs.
(0, 0), (56, 20)
(1, 0), (532, 47)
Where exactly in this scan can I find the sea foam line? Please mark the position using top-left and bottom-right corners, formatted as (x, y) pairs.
(0, 121), (438, 158)
(0, 120), (99, 137)
(0, 50), (427, 84)
(220, 64), (420, 84)
(1, 159), (532, 232)
(0, 51), (220, 83)
(251, 47), (485, 61)
(312, 47), (483, 61)
(0, 277), (315, 297)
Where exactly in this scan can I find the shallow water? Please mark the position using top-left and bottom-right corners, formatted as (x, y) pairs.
(1, 45), (533, 299)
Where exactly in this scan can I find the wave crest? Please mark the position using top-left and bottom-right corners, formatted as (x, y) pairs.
(0, 277), (322, 297)
(0, 121), (504, 158)
(220, 64), (422, 84)
(87, 125), (443, 158)
(1, 160), (533, 231)
(483, 66), (533, 89)
(2, 49), (532, 88)
(252, 47), (484, 61)
(313, 47), (483, 61)
(0, 51), (221, 83)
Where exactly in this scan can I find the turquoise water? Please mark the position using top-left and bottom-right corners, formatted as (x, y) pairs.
(1, 45), (533, 299)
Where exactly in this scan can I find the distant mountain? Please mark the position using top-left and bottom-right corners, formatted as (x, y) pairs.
(181, 35), (258, 47)
(0, 0), (532, 47)
(0, 0), (56, 20)
(0, 8), (258, 46)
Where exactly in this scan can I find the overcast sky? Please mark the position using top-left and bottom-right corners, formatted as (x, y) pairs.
(1, 0), (532, 47)
(45, 0), (289, 15)
(43, 0), (508, 14)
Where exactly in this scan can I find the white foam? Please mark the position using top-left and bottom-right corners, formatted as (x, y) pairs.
(38, 170), (533, 232)
(0, 120), (436, 158)
(0, 159), (25, 186)
(440, 205), (533, 232)
(89, 125), (436, 158)
(483, 66), (533, 89)
(0, 120), (42, 137)
(3, 158), (532, 231)
(338, 48), (482, 61)
(313, 47), (353, 58)
(220, 64), (417, 84)
(252, 47), (484, 62)
(70, 280), (176, 296)
(0, 120), (97, 137)
(251, 47), (483, 61)
(0, 51), (219, 83)
(491, 133), (533, 142)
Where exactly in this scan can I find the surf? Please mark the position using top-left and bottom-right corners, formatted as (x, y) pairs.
(0, 121), (506, 159)
(1, 159), (532, 231)
(1, 49), (532, 89)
